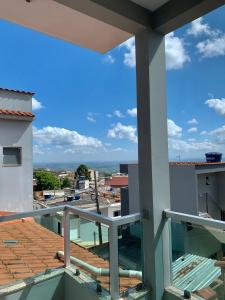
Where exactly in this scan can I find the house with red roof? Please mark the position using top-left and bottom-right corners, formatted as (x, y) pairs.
(0, 88), (34, 212)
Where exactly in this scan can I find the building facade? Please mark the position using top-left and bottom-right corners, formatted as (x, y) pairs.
(0, 88), (34, 212)
(121, 162), (225, 220)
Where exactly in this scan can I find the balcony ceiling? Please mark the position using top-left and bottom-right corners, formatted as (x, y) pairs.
(0, 0), (132, 53)
(0, 0), (225, 53)
(130, 0), (169, 11)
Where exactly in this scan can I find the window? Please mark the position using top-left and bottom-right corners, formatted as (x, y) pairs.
(113, 210), (121, 217)
(3, 147), (22, 166)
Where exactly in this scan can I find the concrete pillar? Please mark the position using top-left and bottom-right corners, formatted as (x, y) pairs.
(135, 29), (171, 300)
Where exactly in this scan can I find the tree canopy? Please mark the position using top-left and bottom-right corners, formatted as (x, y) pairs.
(61, 177), (72, 189)
(34, 170), (61, 191)
(75, 164), (91, 180)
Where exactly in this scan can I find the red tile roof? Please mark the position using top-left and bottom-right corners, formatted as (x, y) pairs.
(0, 211), (15, 216)
(0, 218), (140, 292)
(0, 109), (35, 118)
(105, 176), (128, 187)
(169, 162), (225, 167)
(0, 87), (34, 96)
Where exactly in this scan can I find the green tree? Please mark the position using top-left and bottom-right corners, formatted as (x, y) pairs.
(34, 170), (61, 191)
(61, 177), (72, 189)
(75, 164), (91, 180)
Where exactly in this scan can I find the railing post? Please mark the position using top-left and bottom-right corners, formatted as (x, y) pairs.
(63, 208), (70, 267)
(109, 224), (119, 300)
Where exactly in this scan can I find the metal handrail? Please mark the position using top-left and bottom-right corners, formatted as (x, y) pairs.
(0, 205), (140, 227)
(164, 209), (225, 231)
(0, 205), (141, 300)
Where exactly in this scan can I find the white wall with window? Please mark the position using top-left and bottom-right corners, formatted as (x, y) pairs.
(0, 89), (34, 212)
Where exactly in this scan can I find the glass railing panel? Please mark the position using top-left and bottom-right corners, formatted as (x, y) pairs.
(0, 213), (64, 289)
(171, 219), (225, 300)
(68, 215), (110, 297)
(71, 216), (109, 248)
(118, 220), (143, 297)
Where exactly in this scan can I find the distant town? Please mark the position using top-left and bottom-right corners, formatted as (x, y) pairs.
(33, 163), (127, 219)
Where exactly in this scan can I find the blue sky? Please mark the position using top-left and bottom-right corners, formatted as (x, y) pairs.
(0, 5), (225, 162)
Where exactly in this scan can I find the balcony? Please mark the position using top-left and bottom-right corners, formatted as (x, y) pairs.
(0, 205), (146, 300)
(2, 206), (225, 299)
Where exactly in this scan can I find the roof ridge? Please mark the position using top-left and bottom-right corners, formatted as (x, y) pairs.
(0, 87), (34, 95)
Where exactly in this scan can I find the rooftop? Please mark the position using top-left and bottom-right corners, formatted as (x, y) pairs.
(0, 87), (34, 96)
(169, 162), (225, 167)
(105, 176), (128, 188)
(0, 216), (140, 292)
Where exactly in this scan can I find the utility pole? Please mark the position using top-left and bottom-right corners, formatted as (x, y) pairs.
(94, 170), (103, 245)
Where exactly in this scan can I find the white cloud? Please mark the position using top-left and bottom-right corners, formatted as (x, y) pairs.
(167, 119), (182, 138)
(165, 33), (190, 70)
(187, 17), (212, 37)
(168, 138), (215, 152)
(87, 112), (96, 122)
(33, 126), (102, 148)
(197, 34), (225, 58)
(205, 98), (225, 116)
(187, 127), (198, 133)
(107, 114), (112, 118)
(120, 33), (190, 70)
(32, 98), (43, 110)
(103, 54), (115, 64)
(127, 107), (137, 118)
(187, 17), (225, 59)
(187, 118), (198, 125)
(107, 122), (137, 143)
(112, 147), (127, 152)
(114, 110), (124, 118)
(201, 130), (208, 135)
(120, 37), (136, 68)
(87, 116), (95, 122)
(206, 125), (225, 144)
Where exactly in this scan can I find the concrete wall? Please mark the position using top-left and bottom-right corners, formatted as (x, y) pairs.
(0, 273), (64, 300)
(0, 90), (32, 112)
(0, 271), (105, 300)
(128, 164), (140, 214)
(0, 119), (33, 212)
(217, 172), (225, 211)
(197, 173), (221, 219)
(100, 203), (121, 217)
(121, 187), (129, 216)
(121, 163), (225, 219)
(64, 272), (101, 300)
(169, 166), (198, 215)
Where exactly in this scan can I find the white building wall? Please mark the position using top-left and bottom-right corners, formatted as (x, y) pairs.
(169, 166), (198, 215)
(197, 173), (221, 218)
(0, 90), (32, 112)
(217, 172), (225, 211)
(0, 90), (33, 212)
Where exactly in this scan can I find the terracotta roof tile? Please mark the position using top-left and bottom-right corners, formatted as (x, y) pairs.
(105, 176), (128, 187)
(0, 87), (34, 96)
(0, 218), (140, 292)
(0, 109), (35, 118)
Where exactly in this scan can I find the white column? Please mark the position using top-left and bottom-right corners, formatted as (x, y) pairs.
(135, 29), (171, 300)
